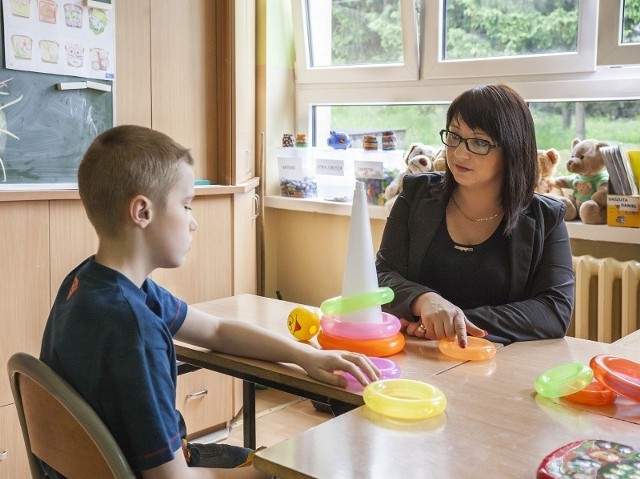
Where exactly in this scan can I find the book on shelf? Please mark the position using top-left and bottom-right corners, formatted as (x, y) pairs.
(601, 145), (639, 196)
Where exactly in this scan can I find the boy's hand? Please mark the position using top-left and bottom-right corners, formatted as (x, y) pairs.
(299, 349), (380, 387)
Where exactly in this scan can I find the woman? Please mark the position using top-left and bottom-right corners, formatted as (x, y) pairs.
(376, 84), (575, 346)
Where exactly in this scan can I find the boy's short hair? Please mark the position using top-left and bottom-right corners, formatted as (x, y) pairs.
(78, 125), (194, 237)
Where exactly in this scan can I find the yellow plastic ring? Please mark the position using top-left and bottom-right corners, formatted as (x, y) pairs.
(363, 379), (447, 420)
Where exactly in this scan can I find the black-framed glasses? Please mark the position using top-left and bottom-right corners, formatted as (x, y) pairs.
(439, 129), (500, 156)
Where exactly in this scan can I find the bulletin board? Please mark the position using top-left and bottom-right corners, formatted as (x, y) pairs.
(0, 2), (113, 185)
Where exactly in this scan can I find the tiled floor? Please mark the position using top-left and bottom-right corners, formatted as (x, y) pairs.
(195, 388), (332, 449)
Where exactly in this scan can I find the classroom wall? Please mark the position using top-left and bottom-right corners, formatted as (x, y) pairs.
(264, 209), (387, 307)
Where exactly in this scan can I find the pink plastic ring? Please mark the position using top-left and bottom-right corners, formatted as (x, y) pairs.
(320, 312), (401, 340)
(341, 357), (402, 384)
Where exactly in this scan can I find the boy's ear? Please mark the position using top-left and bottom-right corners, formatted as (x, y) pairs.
(130, 195), (153, 228)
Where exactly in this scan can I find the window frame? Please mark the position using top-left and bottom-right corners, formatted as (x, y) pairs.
(422, 0), (598, 79)
(293, 0), (640, 141)
(597, 0), (640, 65)
(291, 0), (420, 83)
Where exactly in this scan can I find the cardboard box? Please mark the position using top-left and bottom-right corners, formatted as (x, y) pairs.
(607, 194), (640, 228)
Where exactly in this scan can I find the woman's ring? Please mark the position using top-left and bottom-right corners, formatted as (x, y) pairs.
(417, 324), (426, 334)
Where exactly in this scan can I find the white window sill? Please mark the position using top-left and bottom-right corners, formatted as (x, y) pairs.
(264, 196), (640, 245)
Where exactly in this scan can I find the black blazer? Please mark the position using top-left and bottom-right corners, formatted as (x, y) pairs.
(376, 173), (575, 344)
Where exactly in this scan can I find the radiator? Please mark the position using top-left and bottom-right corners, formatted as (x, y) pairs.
(570, 255), (640, 343)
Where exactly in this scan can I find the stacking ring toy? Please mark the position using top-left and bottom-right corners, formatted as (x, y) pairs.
(320, 287), (394, 316)
(317, 330), (405, 357)
(563, 378), (617, 407)
(534, 363), (593, 398)
(342, 357), (402, 384)
(438, 337), (497, 361)
(590, 355), (640, 403)
(363, 379), (446, 420)
(321, 312), (401, 340)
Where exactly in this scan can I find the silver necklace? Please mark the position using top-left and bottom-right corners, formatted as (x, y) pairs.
(451, 194), (502, 222)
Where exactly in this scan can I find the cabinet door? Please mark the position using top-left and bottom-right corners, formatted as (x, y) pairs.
(115, 0), (152, 127)
(0, 202), (49, 406)
(176, 369), (234, 438)
(49, 200), (99, 305)
(234, 189), (258, 295)
(0, 404), (30, 479)
(234, 0), (256, 183)
(152, 195), (233, 304)
(149, 0), (215, 182)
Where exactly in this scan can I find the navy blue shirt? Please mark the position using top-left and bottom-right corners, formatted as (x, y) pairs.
(40, 257), (188, 472)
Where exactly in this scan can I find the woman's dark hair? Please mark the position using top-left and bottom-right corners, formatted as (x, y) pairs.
(441, 84), (538, 235)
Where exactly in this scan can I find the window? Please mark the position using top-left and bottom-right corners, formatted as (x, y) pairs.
(423, 0), (598, 78)
(290, 0), (640, 199)
(292, 0), (419, 82)
(598, 0), (640, 65)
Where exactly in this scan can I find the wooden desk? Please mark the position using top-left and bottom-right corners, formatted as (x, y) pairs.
(254, 337), (640, 478)
(486, 337), (640, 423)
(176, 294), (470, 448)
(613, 328), (640, 348)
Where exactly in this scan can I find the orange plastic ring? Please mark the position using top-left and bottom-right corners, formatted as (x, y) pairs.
(317, 330), (405, 357)
(563, 378), (617, 407)
(590, 354), (640, 403)
(437, 337), (497, 361)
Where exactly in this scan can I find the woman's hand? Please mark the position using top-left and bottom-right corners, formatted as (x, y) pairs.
(297, 349), (380, 387)
(406, 293), (487, 347)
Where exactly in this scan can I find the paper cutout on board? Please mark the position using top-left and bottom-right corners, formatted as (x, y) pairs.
(2, 0), (115, 80)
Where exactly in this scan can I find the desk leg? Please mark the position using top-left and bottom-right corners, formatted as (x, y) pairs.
(243, 381), (256, 449)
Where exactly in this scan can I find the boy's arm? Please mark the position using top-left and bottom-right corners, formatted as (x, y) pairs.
(174, 305), (379, 387)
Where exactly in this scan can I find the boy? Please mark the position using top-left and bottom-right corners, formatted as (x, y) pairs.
(40, 125), (379, 478)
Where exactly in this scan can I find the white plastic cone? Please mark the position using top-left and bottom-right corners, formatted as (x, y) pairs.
(340, 181), (383, 323)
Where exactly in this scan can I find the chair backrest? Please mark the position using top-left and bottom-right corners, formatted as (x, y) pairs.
(7, 352), (136, 479)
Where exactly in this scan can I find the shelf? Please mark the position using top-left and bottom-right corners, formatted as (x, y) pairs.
(0, 178), (260, 203)
(265, 196), (640, 244)
(564, 221), (640, 245)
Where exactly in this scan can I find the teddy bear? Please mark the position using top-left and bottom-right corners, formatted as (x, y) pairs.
(433, 148), (447, 172)
(384, 143), (438, 207)
(535, 148), (563, 196)
(554, 138), (610, 224)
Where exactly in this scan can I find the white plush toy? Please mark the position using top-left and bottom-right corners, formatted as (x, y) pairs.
(384, 143), (439, 207)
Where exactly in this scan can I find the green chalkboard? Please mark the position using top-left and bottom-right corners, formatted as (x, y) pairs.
(0, 25), (113, 184)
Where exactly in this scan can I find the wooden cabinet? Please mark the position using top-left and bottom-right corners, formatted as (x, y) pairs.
(233, 0), (257, 184)
(115, 0), (256, 186)
(0, 201), (50, 408)
(176, 369), (235, 439)
(233, 189), (259, 295)
(48, 200), (99, 301)
(152, 195), (234, 303)
(0, 404), (29, 479)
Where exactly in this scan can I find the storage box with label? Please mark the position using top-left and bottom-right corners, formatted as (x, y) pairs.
(276, 148), (317, 198)
(355, 150), (404, 205)
(315, 147), (357, 201)
(607, 194), (639, 228)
